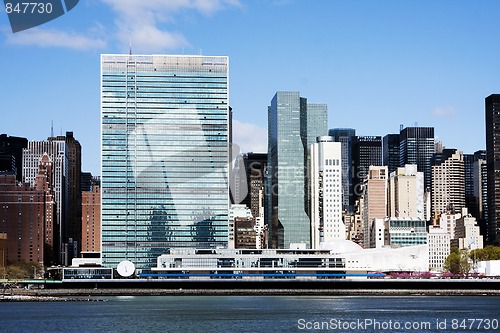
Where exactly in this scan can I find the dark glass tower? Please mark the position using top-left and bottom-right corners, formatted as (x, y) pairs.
(486, 94), (500, 243)
(0, 134), (28, 182)
(399, 127), (435, 190)
(352, 136), (382, 200)
(383, 133), (400, 175)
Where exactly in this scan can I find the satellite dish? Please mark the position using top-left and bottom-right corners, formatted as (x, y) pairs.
(117, 260), (135, 277)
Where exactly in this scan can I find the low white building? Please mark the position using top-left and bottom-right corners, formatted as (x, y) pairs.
(154, 240), (429, 278)
(427, 227), (450, 273)
(369, 218), (386, 249)
(476, 260), (500, 276)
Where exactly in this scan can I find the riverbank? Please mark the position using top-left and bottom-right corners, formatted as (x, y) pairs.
(3, 287), (500, 298)
(0, 293), (105, 302)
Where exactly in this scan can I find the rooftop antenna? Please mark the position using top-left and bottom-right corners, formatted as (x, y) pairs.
(51, 120), (54, 137)
(400, 124), (403, 132)
(129, 32), (132, 55)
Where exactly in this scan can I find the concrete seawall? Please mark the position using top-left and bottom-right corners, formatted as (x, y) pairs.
(3, 279), (500, 298)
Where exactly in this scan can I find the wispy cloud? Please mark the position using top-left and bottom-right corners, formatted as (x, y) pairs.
(5, 28), (106, 50)
(101, 0), (242, 52)
(431, 106), (458, 121)
(232, 119), (268, 154)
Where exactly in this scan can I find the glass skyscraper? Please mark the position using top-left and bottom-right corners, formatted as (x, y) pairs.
(267, 91), (327, 248)
(101, 54), (229, 268)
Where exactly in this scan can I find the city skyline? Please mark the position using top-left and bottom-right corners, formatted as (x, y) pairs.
(2, 1), (500, 175)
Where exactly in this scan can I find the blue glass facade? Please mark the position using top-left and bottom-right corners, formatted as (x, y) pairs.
(101, 55), (229, 268)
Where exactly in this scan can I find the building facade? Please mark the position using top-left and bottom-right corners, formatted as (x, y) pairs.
(454, 210), (484, 250)
(383, 133), (400, 175)
(241, 153), (267, 219)
(101, 54), (230, 268)
(267, 91), (327, 249)
(388, 164), (425, 220)
(399, 127), (435, 190)
(386, 218), (427, 247)
(427, 226), (450, 272)
(0, 173), (54, 265)
(49, 132), (82, 261)
(329, 128), (356, 213)
(81, 177), (101, 253)
(486, 94), (500, 243)
(22, 140), (68, 264)
(310, 137), (343, 248)
(431, 149), (465, 217)
(361, 166), (388, 248)
(352, 136), (382, 201)
(0, 134), (27, 182)
(473, 150), (488, 238)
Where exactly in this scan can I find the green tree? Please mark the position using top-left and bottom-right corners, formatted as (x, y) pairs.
(443, 248), (471, 275)
(470, 245), (500, 261)
(4, 260), (42, 279)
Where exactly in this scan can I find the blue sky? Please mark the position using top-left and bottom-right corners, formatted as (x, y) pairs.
(1, 0), (499, 175)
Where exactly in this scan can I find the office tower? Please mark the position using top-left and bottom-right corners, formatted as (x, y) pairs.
(486, 94), (500, 243)
(431, 149), (465, 217)
(329, 128), (355, 213)
(267, 91), (327, 249)
(399, 126), (435, 189)
(388, 164), (424, 219)
(49, 132), (82, 261)
(101, 54), (229, 268)
(34, 154), (57, 264)
(352, 136), (382, 200)
(361, 166), (388, 248)
(383, 133), (400, 175)
(240, 153), (267, 219)
(81, 177), (101, 253)
(0, 173), (54, 265)
(22, 140), (68, 264)
(473, 150), (488, 237)
(0, 134), (28, 182)
(310, 137), (343, 248)
(463, 153), (479, 220)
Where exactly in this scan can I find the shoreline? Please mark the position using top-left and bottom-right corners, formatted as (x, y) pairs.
(2, 287), (500, 300)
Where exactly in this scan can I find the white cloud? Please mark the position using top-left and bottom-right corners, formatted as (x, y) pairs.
(117, 26), (189, 53)
(101, 0), (242, 52)
(431, 106), (458, 121)
(5, 28), (106, 50)
(232, 119), (268, 154)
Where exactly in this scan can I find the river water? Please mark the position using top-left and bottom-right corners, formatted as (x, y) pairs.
(1, 295), (499, 332)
